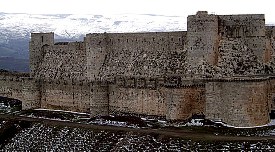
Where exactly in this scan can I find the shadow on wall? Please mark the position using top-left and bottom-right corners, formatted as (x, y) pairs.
(270, 110), (275, 119)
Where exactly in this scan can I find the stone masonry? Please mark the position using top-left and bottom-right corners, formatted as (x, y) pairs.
(2, 11), (275, 127)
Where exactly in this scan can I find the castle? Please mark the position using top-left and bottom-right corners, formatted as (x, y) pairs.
(1, 11), (275, 127)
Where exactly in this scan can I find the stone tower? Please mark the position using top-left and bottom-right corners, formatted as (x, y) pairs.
(218, 14), (266, 62)
(29, 33), (54, 77)
(85, 33), (108, 81)
(187, 11), (219, 66)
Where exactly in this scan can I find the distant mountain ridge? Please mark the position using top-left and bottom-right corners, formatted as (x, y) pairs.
(0, 12), (186, 40)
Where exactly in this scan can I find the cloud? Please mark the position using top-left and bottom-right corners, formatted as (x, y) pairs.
(0, 0), (274, 24)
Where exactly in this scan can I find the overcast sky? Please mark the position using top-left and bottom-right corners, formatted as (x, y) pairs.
(0, 0), (274, 23)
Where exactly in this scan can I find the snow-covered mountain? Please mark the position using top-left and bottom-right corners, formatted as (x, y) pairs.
(0, 12), (186, 41)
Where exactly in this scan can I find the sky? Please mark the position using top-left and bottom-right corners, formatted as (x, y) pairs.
(0, 0), (274, 23)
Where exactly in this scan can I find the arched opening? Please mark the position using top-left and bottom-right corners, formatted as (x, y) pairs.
(0, 96), (22, 113)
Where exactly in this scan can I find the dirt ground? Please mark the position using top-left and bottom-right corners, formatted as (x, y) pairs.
(0, 113), (275, 142)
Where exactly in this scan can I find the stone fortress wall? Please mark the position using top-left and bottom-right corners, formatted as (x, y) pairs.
(30, 33), (87, 81)
(85, 31), (187, 81)
(2, 11), (275, 127)
(187, 12), (267, 71)
(206, 78), (271, 127)
(0, 72), (40, 109)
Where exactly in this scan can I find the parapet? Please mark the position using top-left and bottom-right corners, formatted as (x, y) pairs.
(188, 11), (217, 21)
(30, 32), (54, 46)
(196, 11), (208, 16)
(266, 26), (275, 38)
